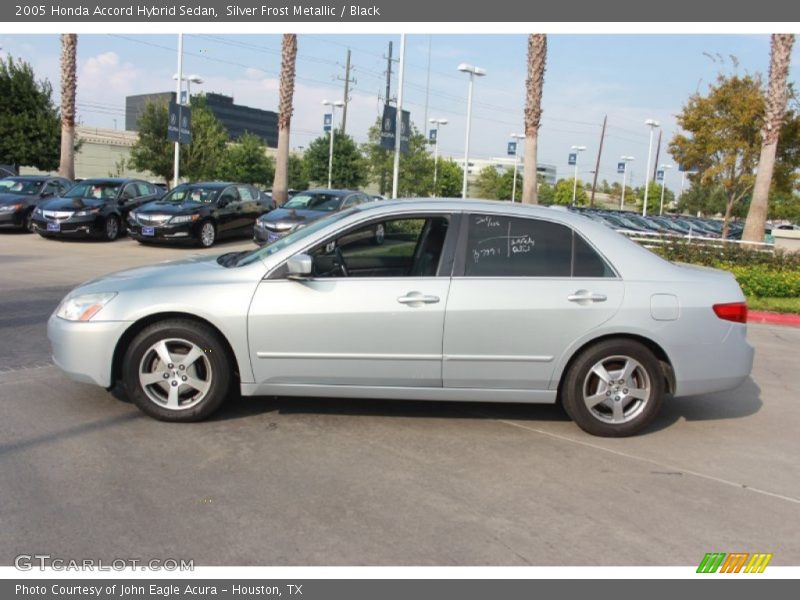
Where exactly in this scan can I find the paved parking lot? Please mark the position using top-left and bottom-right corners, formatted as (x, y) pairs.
(1, 232), (799, 566)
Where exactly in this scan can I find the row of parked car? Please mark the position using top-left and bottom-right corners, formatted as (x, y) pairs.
(569, 206), (745, 239)
(0, 174), (379, 248)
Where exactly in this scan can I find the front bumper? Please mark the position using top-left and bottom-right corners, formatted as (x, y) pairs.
(32, 214), (103, 236)
(47, 314), (131, 388)
(128, 221), (197, 243)
(253, 226), (288, 246)
(0, 208), (26, 228)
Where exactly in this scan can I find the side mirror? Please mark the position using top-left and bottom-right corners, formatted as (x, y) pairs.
(286, 253), (313, 280)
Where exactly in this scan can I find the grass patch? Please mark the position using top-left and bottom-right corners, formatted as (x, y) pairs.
(747, 296), (800, 314)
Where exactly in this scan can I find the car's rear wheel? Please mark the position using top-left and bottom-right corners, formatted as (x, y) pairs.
(122, 319), (231, 422)
(105, 215), (120, 241)
(561, 339), (664, 437)
(24, 208), (35, 233)
(198, 221), (216, 247)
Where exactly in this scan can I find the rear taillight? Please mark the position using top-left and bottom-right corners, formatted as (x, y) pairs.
(713, 302), (748, 323)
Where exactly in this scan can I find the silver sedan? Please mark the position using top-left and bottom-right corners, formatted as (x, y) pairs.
(48, 200), (754, 436)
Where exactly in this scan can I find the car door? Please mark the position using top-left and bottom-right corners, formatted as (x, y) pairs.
(442, 213), (624, 391)
(247, 213), (458, 388)
(236, 185), (261, 232)
(215, 186), (240, 237)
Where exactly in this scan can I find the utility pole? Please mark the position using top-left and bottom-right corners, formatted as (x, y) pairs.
(391, 35), (406, 199)
(383, 41), (395, 105)
(652, 129), (662, 182)
(336, 49), (356, 135)
(590, 115), (607, 207)
(423, 35), (432, 127)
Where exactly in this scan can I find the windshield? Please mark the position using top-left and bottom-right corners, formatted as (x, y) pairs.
(0, 179), (44, 195)
(64, 182), (121, 201)
(236, 209), (357, 267)
(283, 193), (343, 212)
(162, 185), (222, 204)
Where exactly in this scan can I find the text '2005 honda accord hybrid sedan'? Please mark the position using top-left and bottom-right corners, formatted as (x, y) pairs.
(48, 200), (754, 437)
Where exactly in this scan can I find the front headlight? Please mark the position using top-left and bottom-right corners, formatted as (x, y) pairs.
(74, 207), (101, 217)
(170, 214), (199, 224)
(0, 203), (23, 212)
(56, 292), (117, 322)
(34, 207), (43, 216)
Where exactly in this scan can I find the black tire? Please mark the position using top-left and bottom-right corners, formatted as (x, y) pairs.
(104, 214), (120, 241)
(122, 319), (232, 422)
(561, 339), (664, 437)
(197, 220), (216, 248)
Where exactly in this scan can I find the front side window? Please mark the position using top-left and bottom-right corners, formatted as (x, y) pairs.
(309, 217), (449, 278)
(237, 185), (256, 201)
(463, 214), (612, 278)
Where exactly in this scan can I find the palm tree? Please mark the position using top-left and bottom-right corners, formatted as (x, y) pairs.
(742, 33), (795, 243)
(58, 34), (78, 180)
(522, 34), (546, 204)
(272, 34), (298, 206)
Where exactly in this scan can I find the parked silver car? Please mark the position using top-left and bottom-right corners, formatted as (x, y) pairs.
(48, 200), (754, 436)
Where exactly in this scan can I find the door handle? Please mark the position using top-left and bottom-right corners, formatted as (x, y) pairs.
(397, 292), (440, 305)
(568, 290), (607, 303)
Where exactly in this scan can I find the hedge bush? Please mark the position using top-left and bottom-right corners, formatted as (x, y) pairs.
(650, 241), (800, 298)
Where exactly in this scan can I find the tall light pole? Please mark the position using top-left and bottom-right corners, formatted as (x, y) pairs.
(173, 73), (203, 103)
(570, 145), (586, 206)
(642, 118), (660, 217)
(429, 118), (448, 197)
(172, 33), (183, 189)
(391, 34), (407, 200)
(510, 133), (524, 202)
(457, 63), (486, 198)
(619, 155), (634, 210)
(658, 164), (673, 215)
(322, 99), (344, 189)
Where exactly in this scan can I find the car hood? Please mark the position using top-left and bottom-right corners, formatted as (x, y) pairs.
(41, 197), (105, 211)
(0, 193), (31, 205)
(260, 207), (327, 224)
(137, 201), (205, 215)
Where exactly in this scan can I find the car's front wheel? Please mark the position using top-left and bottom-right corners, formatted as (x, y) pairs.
(198, 220), (216, 248)
(122, 319), (232, 422)
(24, 208), (35, 233)
(561, 339), (664, 437)
(104, 215), (120, 241)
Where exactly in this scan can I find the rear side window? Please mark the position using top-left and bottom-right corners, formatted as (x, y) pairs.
(464, 214), (612, 278)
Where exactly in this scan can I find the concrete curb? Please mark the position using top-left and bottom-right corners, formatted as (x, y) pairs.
(748, 310), (800, 328)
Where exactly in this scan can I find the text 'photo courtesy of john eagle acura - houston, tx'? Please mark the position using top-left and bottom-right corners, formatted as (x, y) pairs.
(48, 200), (754, 437)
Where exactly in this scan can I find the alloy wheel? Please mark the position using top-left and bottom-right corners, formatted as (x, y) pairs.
(582, 355), (651, 424)
(138, 338), (213, 411)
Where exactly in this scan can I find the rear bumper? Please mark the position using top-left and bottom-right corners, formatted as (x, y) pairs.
(47, 314), (131, 388)
(670, 324), (755, 397)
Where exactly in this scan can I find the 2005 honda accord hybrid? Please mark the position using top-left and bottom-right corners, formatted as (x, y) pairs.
(48, 200), (754, 436)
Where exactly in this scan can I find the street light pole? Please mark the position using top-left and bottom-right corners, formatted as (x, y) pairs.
(322, 99), (344, 189)
(619, 155), (634, 210)
(172, 33), (183, 189)
(429, 118), (447, 197)
(510, 133), (524, 202)
(642, 118), (660, 217)
(570, 145), (586, 206)
(458, 63), (486, 198)
(658, 164), (673, 215)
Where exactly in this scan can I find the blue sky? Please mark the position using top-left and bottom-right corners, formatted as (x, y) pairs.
(1, 33), (798, 191)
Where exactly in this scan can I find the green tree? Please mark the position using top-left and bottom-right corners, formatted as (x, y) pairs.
(677, 183), (728, 216)
(768, 192), (800, 221)
(129, 96), (229, 186)
(216, 132), (274, 185)
(475, 166), (503, 199)
(288, 154), (309, 190)
(538, 182), (555, 204)
(0, 56), (60, 170)
(635, 183), (675, 213)
(434, 159), (462, 197)
(498, 169), (524, 201)
(303, 132), (366, 189)
(551, 178), (588, 205)
(669, 75), (764, 237)
(363, 119), (436, 196)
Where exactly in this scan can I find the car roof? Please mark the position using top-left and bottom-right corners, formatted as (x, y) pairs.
(77, 178), (137, 184)
(301, 189), (357, 196)
(2, 175), (61, 181)
(180, 181), (236, 188)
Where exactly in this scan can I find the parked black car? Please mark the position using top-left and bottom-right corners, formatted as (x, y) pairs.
(31, 178), (162, 241)
(0, 175), (73, 232)
(128, 182), (274, 248)
(254, 189), (373, 246)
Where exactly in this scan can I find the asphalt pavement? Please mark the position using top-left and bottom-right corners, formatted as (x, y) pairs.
(1, 231), (798, 566)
